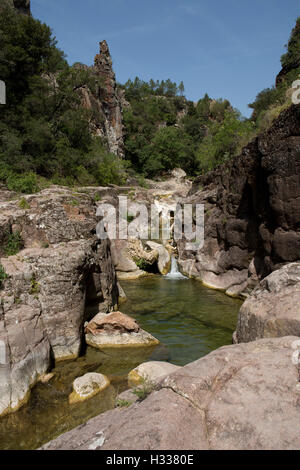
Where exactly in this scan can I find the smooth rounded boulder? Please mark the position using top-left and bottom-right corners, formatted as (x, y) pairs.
(234, 262), (300, 343)
(69, 372), (110, 404)
(128, 361), (181, 387)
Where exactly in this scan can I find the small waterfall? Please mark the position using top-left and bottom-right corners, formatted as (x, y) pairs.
(165, 256), (187, 279)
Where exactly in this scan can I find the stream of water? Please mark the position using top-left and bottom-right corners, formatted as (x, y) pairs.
(0, 270), (242, 450)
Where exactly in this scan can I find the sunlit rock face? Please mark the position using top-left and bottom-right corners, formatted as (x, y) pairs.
(0, 186), (119, 417)
(41, 336), (300, 450)
(76, 41), (125, 158)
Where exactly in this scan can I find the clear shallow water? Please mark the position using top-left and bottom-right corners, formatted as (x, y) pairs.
(121, 276), (242, 366)
(0, 275), (242, 450)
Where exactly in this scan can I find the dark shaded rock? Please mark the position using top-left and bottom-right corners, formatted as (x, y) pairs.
(179, 104), (300, 296)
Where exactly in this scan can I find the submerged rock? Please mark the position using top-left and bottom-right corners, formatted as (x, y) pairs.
(234, 262), (300, 343)
(69, 373), (110, 404)
(128, 361), (181, 387)
(41, 336), (300, 450)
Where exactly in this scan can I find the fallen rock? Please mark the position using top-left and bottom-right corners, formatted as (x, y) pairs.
(128, 361), (181, 387)
(40, 336), (300, 450)
(85, 311), (140, 335)
(69, 373), (110, 404)
(85, 312), (159, 349)
(234, 262), (300, 343)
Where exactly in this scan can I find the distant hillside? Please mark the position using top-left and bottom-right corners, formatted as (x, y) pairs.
(120, 77), (254, 177)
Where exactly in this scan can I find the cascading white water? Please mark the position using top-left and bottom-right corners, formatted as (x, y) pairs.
(165, 255), (187, 279)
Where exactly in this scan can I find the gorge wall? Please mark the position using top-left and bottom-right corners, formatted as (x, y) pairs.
(178, 103), (300, 297)
(0, 187), (120, 417)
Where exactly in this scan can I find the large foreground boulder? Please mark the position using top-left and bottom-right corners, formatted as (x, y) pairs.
(234, 262), (300, 343)
(41, 336), (300, 450)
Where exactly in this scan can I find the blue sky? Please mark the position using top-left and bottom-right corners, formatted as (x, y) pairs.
(31, 0), (299, 117)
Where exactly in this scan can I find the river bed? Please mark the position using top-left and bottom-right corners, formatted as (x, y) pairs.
(0, 275), (242, 450)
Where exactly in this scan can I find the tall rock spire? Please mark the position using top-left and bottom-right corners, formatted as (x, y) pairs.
(93, 41), (125, 157)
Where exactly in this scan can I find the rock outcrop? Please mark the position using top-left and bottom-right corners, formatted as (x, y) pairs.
(77, 41), (125, 157)
(41, 336), (300, 450)
(234, 262), (300, 343)
(178, 104), (300, 297)
(0, 186), (119, 416)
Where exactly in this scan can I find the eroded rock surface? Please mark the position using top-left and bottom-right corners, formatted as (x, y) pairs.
(41, 336), (300, 450)
(234, 262), (300, 343)
(0, 187), (119, 416)
(76, 41), (125, 157)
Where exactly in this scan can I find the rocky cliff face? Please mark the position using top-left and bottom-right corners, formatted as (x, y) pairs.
(0, 186), (119, 416)
(178, 104), (300, 297)
(77, 41), (125, 157)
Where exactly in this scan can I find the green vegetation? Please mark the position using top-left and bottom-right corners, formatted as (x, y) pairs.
(29, 275), (40, 295)
(0, 6), (127, 192)
(19, 197), (30, 210)
(131, 377), (156, 401)
(133, 257), (152, 271)
(281, 17), (300, 72)
(127, 214), (135, 223)
(3, 230), (23, 256)
(0, 264), (8, 287)
(249, 17), (300, 129)
(1, 6), (299, 189)
(123, 79), (255, 175)
(115, 398), (133, 408)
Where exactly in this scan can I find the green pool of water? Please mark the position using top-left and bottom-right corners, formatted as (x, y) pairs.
(0, 276), (242, 450)
(120, 276), (242, 365)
